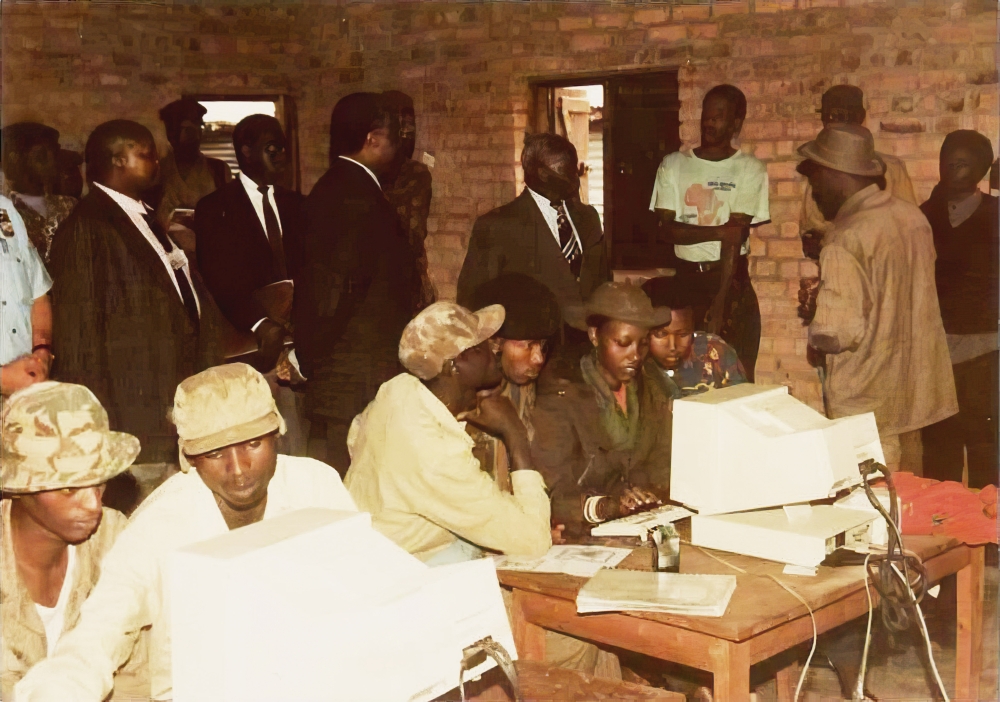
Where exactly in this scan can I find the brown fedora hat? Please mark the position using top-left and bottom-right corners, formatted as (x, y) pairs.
(566, 282), (671, 331)
(797, 124), (885, 178)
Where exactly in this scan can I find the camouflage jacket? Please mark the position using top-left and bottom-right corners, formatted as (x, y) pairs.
(1, 500), (149, 699)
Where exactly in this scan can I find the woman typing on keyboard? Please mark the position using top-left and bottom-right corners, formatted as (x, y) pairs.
(531, 282), (675, 539)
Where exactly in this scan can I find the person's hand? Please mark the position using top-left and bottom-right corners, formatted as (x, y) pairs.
(798, 277), (821, 325)
(806, 344), (826, 370)
(458, 391), (525, 443)
(717, 222), (745, 246)
(31, 347), (53, 378)
(551, 524), (567, 545)
(800, 229), (823, 260)
(704, 294), (727, 335)
(254, 319), (287, 372)
(619, 487), (661, 516)
(0, 355), (45, 396)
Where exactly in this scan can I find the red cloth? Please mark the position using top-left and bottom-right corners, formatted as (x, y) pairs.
(888, 472), (998, 545)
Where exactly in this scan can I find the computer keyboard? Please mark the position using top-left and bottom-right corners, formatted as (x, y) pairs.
(590, 505), (693, 537)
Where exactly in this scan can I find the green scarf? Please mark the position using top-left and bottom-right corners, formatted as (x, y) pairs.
(580, 352), (641, 452)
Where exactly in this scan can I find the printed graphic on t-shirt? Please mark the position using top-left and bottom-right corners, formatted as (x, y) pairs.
(685, 183), (724, 225)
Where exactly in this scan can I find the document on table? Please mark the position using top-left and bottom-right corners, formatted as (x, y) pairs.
(492, 545), (633, 578)
(576, 570), (737, 617)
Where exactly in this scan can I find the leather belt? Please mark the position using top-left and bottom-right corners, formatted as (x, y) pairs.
(676, 259), (723, 274)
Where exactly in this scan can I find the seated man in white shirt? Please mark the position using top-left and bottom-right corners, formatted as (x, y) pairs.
(15, 363), (357, 702)
(650, 84), (770, 379)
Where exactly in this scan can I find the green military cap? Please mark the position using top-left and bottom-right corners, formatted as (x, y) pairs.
(1, 382), (140, 493)
(170, 363), (285, 472)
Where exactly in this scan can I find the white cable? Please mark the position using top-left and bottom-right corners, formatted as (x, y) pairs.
(853, 553), (875, 701)
(690, 544), (818, 702)
(766, 574), (817, 702)
(890, 562), (950, 702)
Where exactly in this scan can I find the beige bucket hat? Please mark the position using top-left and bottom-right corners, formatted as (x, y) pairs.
(565, 281), (671, 331)
(797, 124), (886, 178)
(1, 382), (140, 493)
(398, 301), (505, 380)
(170, 363), (285, 472)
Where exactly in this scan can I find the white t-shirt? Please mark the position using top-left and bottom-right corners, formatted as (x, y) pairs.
(34, 545), (77, 657)
(649, 148), (770, 262)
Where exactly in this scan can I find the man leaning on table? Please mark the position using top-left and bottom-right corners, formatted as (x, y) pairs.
(345, 301), (619, 675)
(15, 364), (356, 702)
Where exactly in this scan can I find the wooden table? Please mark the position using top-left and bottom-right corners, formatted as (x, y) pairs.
(501, 535), (985, 702)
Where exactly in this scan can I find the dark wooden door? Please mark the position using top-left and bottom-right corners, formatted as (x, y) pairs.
(605, 72), (681, 269)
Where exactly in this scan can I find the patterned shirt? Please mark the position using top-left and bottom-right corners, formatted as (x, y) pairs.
(384, 159), (435, 306)
(658, 331), (747, 398)
(7, 193), (77, 263)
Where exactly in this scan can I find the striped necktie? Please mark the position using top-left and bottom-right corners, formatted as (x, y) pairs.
(551, 200), (582, 279)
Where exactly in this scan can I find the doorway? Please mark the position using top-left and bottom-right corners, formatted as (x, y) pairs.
(184, 94), (301, 191)
(531, 71), (681, 271)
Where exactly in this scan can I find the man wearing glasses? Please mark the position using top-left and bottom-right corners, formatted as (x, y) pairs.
(799, 85), (917, 260)
(294, 92), (421, 474)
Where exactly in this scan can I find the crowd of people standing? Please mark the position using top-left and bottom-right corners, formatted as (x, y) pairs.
(0, 82), (996, 699)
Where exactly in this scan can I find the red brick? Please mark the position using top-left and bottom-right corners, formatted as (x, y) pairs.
(647, 25), (688, 43)
(569, 33), (609, 52)
(768, 239), (806, 259)
(688, 24), (718, 39)
(558, 16), (593, 31)
(632, 8), (669, 25)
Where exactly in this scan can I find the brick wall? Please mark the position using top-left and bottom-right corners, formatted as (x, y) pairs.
(3, 0), (997, 407)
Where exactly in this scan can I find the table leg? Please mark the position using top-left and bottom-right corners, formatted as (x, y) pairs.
(775, 661), (800, 702)
(955, 545), (984, 701)
(510, 589), (547, 662)
(711, 639), (751, 702)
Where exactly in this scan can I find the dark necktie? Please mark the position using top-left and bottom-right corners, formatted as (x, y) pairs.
(141, 212), (200, 328)
(258, 185), (288, 280)
(551, 200), (582, 279)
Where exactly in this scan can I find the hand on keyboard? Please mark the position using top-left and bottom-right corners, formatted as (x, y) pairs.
(614, 486), (662, 519)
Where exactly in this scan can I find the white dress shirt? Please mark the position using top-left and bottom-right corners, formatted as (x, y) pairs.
(239, 171), (283, 236)
(15, 455), (357, 702)
(338, 156), (382, 191)
(94, 183), (200, 317)
(526, 186), (583, 252)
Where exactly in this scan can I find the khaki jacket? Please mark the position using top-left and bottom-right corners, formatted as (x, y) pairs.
(1, 501), (148, 700)
(810, 185), (958, 435)
(345, 373), (551, 561)
(801, 152), (917, 236)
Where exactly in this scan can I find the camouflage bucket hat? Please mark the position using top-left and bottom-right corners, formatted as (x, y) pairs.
(170, 363), (285, 472)
(398, 301), (506, 380)
(0, 382), (140, 493)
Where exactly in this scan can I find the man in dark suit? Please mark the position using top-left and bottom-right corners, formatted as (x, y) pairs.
(457, 132), (608, 374)
(195, 114), (302, 371)
(50, 120), (217, 499)
(295, 93), (420, 473)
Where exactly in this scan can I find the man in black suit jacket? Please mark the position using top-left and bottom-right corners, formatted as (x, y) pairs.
(195, 114), (303, 372)
(457, 132), (608, 376)
(51, 120), (217, 486)
(295, 92), (420, 473)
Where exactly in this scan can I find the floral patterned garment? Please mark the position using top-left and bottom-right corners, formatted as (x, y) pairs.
(8, 193), (77, 263)
(662, 331), (747, 398)
(384, 158), (435, 307)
